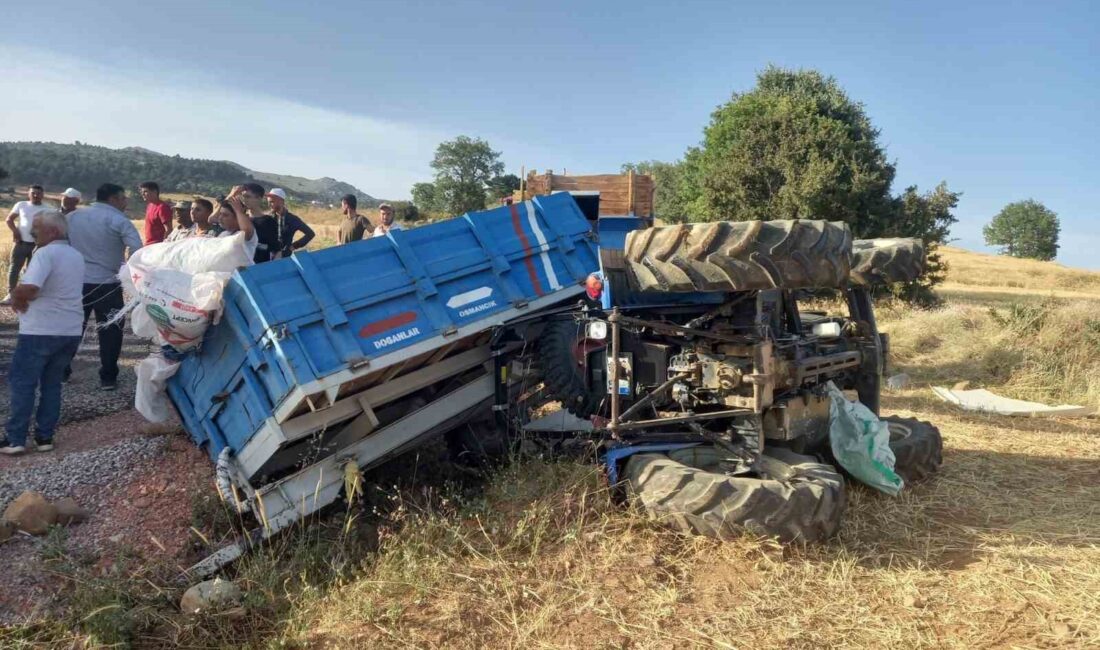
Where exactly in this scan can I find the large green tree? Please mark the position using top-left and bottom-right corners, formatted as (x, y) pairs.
(698, 66), (897, 232)
(626, 66), (958, 302)
(983, 200), (1060, 261)
(429, 136), (505, 215)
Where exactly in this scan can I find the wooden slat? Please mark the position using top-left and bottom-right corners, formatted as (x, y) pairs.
(523, 172), (654, 217)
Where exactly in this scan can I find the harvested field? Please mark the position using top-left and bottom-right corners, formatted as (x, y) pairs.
(1, 236), (1098, 648)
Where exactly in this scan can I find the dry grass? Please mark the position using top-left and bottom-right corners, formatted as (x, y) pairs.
(4, 197), (1099, 647)
(878, 298), (1100, 407)
(287, 420), (1099, 648)
(271, 248), (1099, 648)
(938, 245), (1100, 297)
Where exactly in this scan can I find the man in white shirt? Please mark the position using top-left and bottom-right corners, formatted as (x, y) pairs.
(1, 210), (85, 455)
(371, 202), (404, 238)
(4, 185), (49, 298)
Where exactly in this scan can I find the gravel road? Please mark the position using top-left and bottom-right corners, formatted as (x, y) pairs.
(0, 311), (153, 423)
(0, 310), (170, 503)
(0, 435), (170, 506)
(0, 311), (214, 625)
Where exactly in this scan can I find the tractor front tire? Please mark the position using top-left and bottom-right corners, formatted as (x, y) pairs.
(883, 416), (943, 483)
(536, 320), (604, 418)
(623, 446), (846, 543)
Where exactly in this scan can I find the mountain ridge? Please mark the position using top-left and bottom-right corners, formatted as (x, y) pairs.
(0, 141), (376, 204)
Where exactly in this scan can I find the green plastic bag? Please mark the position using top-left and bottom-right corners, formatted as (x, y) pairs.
(825, 382), (904, 496)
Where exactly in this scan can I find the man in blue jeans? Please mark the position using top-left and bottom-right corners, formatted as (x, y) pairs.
(67, 183), (143, 390)
(1, 210), (86, 455)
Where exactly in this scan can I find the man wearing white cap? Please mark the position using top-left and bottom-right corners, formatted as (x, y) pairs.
(252, 188), (314, 263)
(60, 188), (82, 215)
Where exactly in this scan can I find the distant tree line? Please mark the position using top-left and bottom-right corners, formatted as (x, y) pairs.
(0, 141), (255, 197)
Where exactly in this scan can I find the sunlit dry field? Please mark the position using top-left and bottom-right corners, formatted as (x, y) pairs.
(2, 196), (1098, 647)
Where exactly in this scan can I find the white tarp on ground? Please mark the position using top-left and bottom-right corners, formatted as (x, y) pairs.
(932, 387), (1096, 417)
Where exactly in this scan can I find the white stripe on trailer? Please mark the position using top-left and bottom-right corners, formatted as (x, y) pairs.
(446, 286), (493, 309)
(524, 200), (561, 290)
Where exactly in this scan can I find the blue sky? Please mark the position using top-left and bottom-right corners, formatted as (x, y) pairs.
(2, 0), (1097, 268)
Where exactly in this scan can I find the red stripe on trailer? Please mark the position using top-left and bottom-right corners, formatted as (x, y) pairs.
(358, 310), (417, 338)
(509, 203), (545, 296)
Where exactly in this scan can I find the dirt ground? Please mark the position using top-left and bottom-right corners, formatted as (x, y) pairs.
(0, 311), (214, 625)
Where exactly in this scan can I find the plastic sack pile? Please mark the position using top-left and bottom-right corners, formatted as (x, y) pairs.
(119, 233), (253, 422)
(825, 381), (904, 495)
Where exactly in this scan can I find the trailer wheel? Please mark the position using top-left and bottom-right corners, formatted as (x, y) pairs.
(536, 320), (604, 418)
(447, 419), (513, 469)
(849, 238), (926, 285)
(624, 219), (852, 293)
(882, 416), (943, 483)
(624, 446), (846, 543)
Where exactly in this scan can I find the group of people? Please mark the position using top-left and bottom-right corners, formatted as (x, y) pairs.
(2, 180), (397, 456)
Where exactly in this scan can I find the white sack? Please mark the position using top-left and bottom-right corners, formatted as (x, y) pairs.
(121, 235), (252, 423)
(129, 235), (253, 275)
(135, 354), (181, 422)
(119, 234), (251, 351)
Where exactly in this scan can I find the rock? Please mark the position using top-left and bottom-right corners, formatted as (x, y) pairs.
(54, 497), (90, 525)
(180, 578), (244, 615)
(0, 520), (14, 542)
(3, 491), (58, 535)
(886, 373), (911, 390)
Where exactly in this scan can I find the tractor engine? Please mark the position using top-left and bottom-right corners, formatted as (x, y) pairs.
(570, 289), (883, 450)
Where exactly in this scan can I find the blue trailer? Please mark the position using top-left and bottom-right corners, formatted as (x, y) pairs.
(175, 193), (605, 573)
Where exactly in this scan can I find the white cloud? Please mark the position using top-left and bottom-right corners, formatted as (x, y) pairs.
(0, 46), (446, 198)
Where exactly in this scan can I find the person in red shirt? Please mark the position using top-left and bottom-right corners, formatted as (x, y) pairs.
(139, 181), (173, 244)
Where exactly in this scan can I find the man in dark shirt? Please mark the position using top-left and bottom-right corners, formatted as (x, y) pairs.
(337, 194), (371, 244)
(252, 188), (315, 263)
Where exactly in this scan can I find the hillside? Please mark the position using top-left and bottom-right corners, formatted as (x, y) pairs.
(0, 141), (376, 203)
(937, 245), (1100, 299)
(237, 169), (377, 206)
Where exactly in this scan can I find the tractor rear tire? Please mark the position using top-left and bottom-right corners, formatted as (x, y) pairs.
(849, 238), (926, 285)
(536, 320), (604, 418)
(624, 220), (852, 293)
(623, 446), (846, 543)
(883, 416), (943, 483)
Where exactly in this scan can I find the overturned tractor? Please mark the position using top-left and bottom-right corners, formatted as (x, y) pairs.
(163, 190), (941, 574)
(533, 219), (943, 542)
